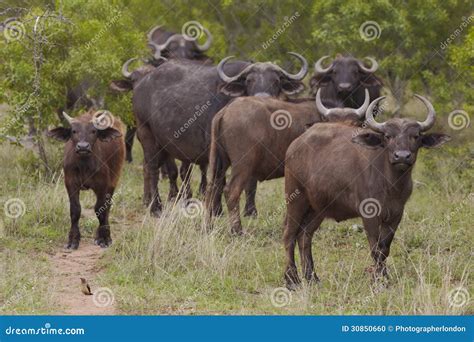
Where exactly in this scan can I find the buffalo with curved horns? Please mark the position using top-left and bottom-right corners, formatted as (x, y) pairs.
(147, 24), (213, 62)
(283, 95), (450, 289)
(206, 89), (370, 234)
(310, 54), (383, 110)
(133, 53), (308, 216)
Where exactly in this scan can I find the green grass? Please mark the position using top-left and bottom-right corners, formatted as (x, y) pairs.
(0, 134), (472, 315)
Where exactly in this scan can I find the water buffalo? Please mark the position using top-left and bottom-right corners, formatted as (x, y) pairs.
(122, 25), (213, 163)
(147, 24), (213, 62)
(133, 53), (308, 216)
(310, 54), (383, 109)
(47, 110), (125, 250)
(111, 57), (197, 202)
(283, 95), (450, 289)
(207, 89), (370, 234)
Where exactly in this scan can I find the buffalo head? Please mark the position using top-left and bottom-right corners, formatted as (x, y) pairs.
(48, 111), (122, 156)
(316, 88), (370, 123)
(311, 55), (382, 95)
(147, 25), (212, 61)
(217, 52), (308, 97)
(352, 96), (450, 171)
(109, 58), (156, 93)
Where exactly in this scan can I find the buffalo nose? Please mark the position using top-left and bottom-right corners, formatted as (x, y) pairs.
(76, 142), (91, 151)
(338, 83), (351, 90)
(394, 150), (411, 162)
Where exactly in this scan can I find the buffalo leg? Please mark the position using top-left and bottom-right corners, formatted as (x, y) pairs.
(179, 161), (193, 200)
(363, 214), (400, 278)
(198, 163), (208, 196)
(297, 210), (323, 283)
(224, 168), (252, 235)
(165, 158), (179, 201)
(206, 161), (227, 218)
(283, 186), (310, 289)
(94, 188), (114, 248)
(125, 126), (136, 163)
(137, 125), (163, 216)
(142, 163), (151, 206)
(65, 182), (81, 250)
(243, 178), (258, 217)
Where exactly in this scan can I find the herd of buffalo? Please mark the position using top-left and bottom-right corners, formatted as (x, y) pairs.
(47, 24), (450, 289)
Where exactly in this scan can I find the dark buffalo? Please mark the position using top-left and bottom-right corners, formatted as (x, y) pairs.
(47, 111), (125, 249)
(207, 89), (370, 234)
(121, 25), (213, 163)
(310, 54), (383, 109)
(147, 24), (213, 62)
(133, 53), (308, 216)
(111, 57), (196, 201)
(283, 95), (450, 289)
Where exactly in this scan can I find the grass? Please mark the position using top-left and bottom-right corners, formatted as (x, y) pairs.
(0, 129), (472, 315)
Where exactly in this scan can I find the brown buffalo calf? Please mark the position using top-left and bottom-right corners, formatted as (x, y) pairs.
(283, 95), (450, 289)
(48, 110), (125, 249)
(207, 89), (370, 234)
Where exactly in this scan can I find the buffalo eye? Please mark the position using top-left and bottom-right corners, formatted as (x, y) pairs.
(72, 129), (77, 134)
(91, 129), (97, 134)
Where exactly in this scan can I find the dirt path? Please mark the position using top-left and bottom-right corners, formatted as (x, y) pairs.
(50, 227), (117, 315)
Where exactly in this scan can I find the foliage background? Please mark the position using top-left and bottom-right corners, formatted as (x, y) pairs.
(0, 0), (472, 147)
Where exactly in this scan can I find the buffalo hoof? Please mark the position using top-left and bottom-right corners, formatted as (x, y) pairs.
(243, 207), (258, 217)
(284, 269), (301, 291)
(230, 227), (244, 236)
(150, 208), (162, 217)
(306, 274), (321, 286)
(94, 237), (112, 248)
(65, 241), (79, 250)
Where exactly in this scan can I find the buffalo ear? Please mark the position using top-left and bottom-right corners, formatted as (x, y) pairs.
(47, 127), (71, 142)
(97, 127), (122, 142)
(220, 80), (246, 97)
(351, 132), (384, 149)
(360, 73), (383, 87)
(310, 73), (331, 87)
(281, 80), (305, 95)
(421, 133), (451, 148)
(109, 80), (133, 93)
